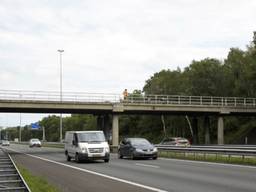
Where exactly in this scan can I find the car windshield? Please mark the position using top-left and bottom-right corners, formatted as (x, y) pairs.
(130, 138), (151, 145)
(77, 132), (105, 142)
(31, 139), (39, 142)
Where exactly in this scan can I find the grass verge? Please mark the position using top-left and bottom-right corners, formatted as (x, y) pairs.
(17, 165), (60, 192)
(159, 151), (256, 166)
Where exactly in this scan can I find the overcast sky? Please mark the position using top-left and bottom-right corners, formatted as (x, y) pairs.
(0, 0), (256, 127)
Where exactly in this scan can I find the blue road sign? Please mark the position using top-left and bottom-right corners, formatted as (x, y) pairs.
(31, 122), (40, 130)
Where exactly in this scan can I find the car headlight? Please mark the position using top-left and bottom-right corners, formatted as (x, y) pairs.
(105, 147), (110, 153)
(135, 148), (143, 152)
(81, 148), (88, 153)
(153, 147), (158, 152)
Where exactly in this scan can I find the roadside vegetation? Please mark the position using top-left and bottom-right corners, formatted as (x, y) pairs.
(2, 32), (256, 145)
(18, 165), (60, 192)
(159, 151), (256, 166)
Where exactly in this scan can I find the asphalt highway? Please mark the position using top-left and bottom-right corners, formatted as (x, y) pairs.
(2, 144), (256, 192)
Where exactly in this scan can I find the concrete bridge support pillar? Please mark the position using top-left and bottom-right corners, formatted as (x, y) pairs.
(112, 114), (119, 147)
(217, 116), (224, 145)
(204, 116), (210, 144)
(192, 117), (199, 144)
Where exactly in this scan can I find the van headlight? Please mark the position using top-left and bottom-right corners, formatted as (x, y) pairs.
(81, 148), (88, 153)
(153, 147), (158, 152)
(105, 147), (110, 153)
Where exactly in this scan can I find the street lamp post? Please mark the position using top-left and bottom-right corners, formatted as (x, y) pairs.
(19, 113), (21, 142)
(58, 49), (64, 142)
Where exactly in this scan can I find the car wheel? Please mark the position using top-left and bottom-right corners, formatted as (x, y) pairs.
(104, 159), (109, 163)
(66, 152), (71, 161)
(153, 156), (158, 160)
(131, 152), (136, 160)
(75, 153), (80, 163)
(118, 151), (123, 159)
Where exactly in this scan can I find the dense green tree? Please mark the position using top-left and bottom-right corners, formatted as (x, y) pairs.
(143, 68), (186, 95)
(184, 58), (227, 96)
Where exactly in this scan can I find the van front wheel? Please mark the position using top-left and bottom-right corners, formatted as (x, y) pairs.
(66, 153), (71, 161)
(104, 159), (109, 163)
(75, 153), (80, 163)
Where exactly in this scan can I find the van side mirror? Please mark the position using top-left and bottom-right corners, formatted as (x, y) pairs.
(72, 140), (77, 146)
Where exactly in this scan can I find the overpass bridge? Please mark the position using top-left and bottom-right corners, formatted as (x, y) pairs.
(0, 90), (256, 146)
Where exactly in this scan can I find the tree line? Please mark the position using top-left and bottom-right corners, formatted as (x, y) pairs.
(3, 32), (256, 144)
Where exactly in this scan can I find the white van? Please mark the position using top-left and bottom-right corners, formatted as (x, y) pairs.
(64, 131), (110, 163)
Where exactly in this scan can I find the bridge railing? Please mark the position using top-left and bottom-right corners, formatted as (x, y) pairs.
(125, 95), (256, 107)
(0, 90), (256, 107)
(0, 90), (121, 103)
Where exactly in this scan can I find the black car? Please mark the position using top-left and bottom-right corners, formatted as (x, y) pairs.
(118, 138), (158, 160)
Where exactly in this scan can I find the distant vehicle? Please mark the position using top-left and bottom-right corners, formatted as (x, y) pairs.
(118, 138), (158, 160)
(29, 138), (42, 147)
(64, 131), (110, 163)
(1, 140), (10, 146)
(159, 137), (190, 147)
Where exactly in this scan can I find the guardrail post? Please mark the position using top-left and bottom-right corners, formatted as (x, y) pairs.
(244, 98), (246, 106)
(200, 96), (203, 105)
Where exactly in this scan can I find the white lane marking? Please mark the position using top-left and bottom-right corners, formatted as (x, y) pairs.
(135, 163), (160, 169)
(159, 157), (256, 169)
(5, 147), (167, 192)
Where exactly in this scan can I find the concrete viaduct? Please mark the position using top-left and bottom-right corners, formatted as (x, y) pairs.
(0, 90), (256, 146)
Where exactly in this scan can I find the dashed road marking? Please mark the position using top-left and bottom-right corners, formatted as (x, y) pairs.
(135, 163), (160, 169)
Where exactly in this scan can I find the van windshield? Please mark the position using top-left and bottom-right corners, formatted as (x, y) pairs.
(77, 132), (105, 142)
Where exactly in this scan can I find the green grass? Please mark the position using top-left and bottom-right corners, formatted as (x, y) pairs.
(17, 165), (60, 192)
(159, 151), (256, 166)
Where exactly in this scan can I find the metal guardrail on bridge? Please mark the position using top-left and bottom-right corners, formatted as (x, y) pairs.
(0, 90), (256, 107)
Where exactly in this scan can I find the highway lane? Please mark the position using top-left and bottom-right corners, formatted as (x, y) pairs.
(2, 144), (256, 192)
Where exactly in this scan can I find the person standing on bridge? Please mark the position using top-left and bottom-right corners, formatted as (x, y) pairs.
(123, 89), (128, 101)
